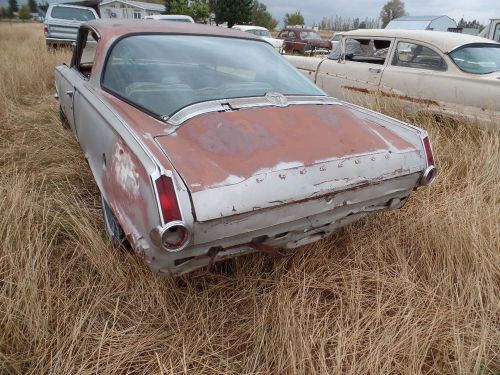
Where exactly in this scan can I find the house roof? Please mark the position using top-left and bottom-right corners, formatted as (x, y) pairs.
(99, 0), (165, 12)
(339, 29), (498, 52)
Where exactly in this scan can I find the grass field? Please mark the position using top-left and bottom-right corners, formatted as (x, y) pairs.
(0, 23), (499, 374)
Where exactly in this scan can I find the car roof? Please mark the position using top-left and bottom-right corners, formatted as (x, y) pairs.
(86, 19), (262, 42)
(283, 27), (315, 32)
(339, 29), (499, 52)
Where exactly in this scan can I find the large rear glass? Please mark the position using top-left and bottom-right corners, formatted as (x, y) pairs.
(449, 44), (500, 74)
(51, 6), (96, 21)
(102, 35), (325, 118)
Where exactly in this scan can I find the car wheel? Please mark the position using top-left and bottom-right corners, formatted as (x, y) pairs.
(59, 105), (70, 130)
(101, 195), (126, 247)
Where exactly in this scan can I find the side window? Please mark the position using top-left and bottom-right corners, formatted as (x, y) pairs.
(392, 42), (447, 71)
(494, 23), (500, 43)
(74, 29), (98, 78)
(344, 38), (391, 65)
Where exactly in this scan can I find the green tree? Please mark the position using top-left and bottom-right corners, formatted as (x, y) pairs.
(7, 0), (18, 18)
(213, 0), (252, 28)
(0, 6), (7, 18)
(380, 0), (407, 28)
(18, 4), (30, 20)
(191, 1), (210, 22)
(283, 10), (304, 27)
(250, 1), (277, 30)
(28, 0), (37, 13)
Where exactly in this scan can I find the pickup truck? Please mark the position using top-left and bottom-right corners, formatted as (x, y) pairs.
(479, 19), (500, 42)
(44, 4), (99, 48)
(286, 29), (500, 126)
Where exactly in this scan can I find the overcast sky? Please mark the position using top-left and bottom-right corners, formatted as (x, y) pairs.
(265, 0), (499, 26)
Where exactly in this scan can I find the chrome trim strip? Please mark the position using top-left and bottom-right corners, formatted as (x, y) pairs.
(165, 95), (340, 126)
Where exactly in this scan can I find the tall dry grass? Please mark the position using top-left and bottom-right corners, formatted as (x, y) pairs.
(0, 23), (499, 374)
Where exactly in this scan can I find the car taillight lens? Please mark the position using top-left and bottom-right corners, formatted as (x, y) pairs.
(423, 136), (434, 166)
(44, 24), (48, 34)
(155, 175), (181, 223)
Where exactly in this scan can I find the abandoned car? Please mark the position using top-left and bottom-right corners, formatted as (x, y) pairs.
(277, 27), (332, 55)
(55, 20), (436, 275)
(286, 29), (500, 125)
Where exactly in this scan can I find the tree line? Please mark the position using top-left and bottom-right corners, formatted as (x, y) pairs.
(164, 0), (278, 29)
(0, 0), (38, 20)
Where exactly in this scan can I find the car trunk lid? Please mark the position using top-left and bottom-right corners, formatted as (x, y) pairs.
(155, 104), (423, 222)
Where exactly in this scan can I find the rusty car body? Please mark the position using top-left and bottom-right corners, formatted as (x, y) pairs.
(277, 27), (332, 55)
(286, 29), (500, 126)
(55, 20), (436, 276)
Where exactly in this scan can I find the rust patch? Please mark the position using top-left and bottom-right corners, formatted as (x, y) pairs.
(380, 91), (440, 107)
(342, 86), (371, 94)
(342, 86), (440, 107)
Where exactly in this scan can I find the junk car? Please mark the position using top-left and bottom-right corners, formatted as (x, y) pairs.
(55, 20), (436, 275)
(286, 29), (500, 126)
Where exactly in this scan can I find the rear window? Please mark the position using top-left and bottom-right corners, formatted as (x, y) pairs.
(51, 6), (96, 21)
(449, 44), (500, 74)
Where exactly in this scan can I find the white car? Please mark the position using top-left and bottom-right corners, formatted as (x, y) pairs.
(233, 25), (283, 50)
(287, 29), (500, 125)
(144, 14), (194, 23)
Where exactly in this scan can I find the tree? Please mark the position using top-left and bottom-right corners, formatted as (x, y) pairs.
(27, 0), (37, 13)
(250, 1), (277, 30)
(283, 10), (304, 27)
(0, 6), (7, 18)
(18, 4), (30, 20)
(380, 0), (407, 28)
(163, 0), (190, 15)
(213, 0), (252, 28)
(190, 1), (210, 22)
(7, 0), (18, 18)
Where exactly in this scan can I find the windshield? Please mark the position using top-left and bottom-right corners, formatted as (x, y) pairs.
(102, 35), (325, 118)
(300, 31), (321, 40)
(51, 6), (95, 21)
(246, 29), (272, 37)
(449, 44), (500, 74)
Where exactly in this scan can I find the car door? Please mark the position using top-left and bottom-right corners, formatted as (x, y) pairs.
(315, 36), (394, 104)
(379, 39), (451, 112)
(56, 27), (98, 136)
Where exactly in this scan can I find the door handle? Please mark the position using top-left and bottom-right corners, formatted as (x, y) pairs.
(369, 68), (382, 73)
(66, 90), (74, 98)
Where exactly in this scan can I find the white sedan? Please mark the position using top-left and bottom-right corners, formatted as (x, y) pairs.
(287, 29), (500, 126)
(233, 25), (283, 50)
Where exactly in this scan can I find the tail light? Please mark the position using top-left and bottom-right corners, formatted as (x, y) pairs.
(421, 136), (436, 186)
(154, 175), (189, 251)
(44, 24), (48, 34)
(422, 136), (434, 166)
(155, 175), (181, 223)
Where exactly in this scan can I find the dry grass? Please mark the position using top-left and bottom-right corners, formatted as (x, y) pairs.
(0, 23), (499, 375)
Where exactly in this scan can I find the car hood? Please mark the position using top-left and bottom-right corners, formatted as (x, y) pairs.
(155, 103), (422, 221)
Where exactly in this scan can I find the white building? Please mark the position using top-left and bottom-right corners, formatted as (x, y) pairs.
(99, 0), (165, 19)
(386, 16), (457, 32)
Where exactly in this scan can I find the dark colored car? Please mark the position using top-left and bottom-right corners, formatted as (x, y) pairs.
(277, 28), (332, 54)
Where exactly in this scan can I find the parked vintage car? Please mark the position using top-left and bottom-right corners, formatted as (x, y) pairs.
(277, 27), (332, 54)
(55, 20), (436, 275)
(44, 4), (99, 48)
(286, 29), (500, 125)
(233, 25), (283, 50)
(479, 18), (500, 42)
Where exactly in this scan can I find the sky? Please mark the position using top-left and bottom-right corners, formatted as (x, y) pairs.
(264, 0), (500, 26)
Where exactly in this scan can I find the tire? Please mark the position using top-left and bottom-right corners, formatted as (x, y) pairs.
(59, 105), (70, 130)
(101, 195), (126, 247)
